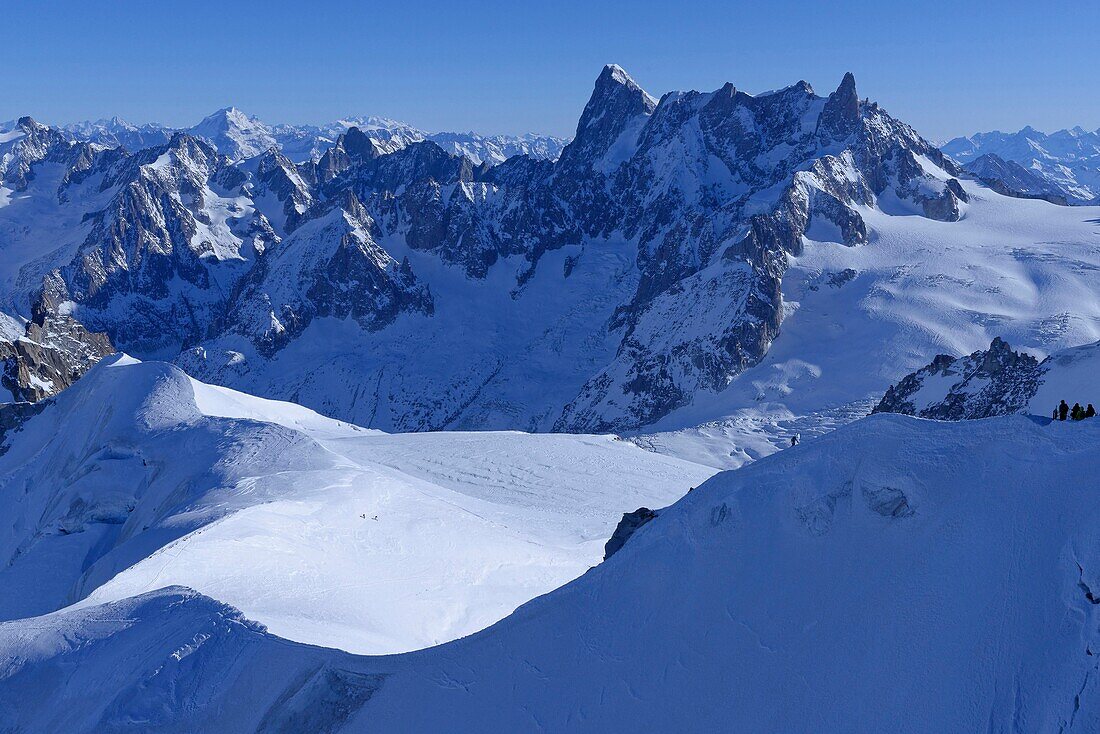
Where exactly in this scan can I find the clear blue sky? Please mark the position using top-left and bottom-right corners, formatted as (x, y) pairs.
(2, 0), (1097, 141)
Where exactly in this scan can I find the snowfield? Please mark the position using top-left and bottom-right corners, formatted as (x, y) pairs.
(0, 355), (713, 655)
(2, 413), (1098, 732)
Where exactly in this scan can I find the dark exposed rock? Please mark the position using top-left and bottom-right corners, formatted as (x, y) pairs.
(873, 337), (1042, 420)
(816, 72), (860, 142)
(604, 507), (658, 560)
(827, 268), (858, 288)
(0, 399), (47, 456)
(1, 273), (114, 403)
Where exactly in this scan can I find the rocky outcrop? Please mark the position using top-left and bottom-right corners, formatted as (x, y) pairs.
(873, 337), (1042, 419)
(604, 507), (658, 560)
(0, 399), (47, 456)
(1, 279), (113, 402)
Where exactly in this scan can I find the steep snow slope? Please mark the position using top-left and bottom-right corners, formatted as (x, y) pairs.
(0, 355), (713, 653)
(636, 182), (1100, 466)
(4, 414), (1099, 732)
(1029, 341), (1100, 413)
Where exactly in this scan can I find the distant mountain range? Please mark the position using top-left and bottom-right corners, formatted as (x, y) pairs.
(28, 109), (568, 166)
(942, 126), (1100, 205)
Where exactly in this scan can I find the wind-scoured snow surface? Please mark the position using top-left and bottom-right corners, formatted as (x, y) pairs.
(3, 414), (1099, 732)
(0, 355), (713, 655)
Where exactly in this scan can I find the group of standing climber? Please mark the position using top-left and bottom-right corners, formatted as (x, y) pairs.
(1055, 400), (1096, 421)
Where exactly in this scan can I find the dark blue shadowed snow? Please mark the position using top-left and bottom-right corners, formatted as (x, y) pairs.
(3, 413), (1099, 732)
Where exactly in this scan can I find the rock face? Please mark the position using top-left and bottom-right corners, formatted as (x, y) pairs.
(873, 337), (1043, 419)
(6, 67), (973, 431)
(604, 507), (659, 560)
(942, 126), (1100, 205)
(0, 285), (114, 403)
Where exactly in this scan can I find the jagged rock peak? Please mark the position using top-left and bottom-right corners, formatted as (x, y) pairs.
(159, 132), (219, 165)
(339, 126), (382, 160)
(559, 64), (657, 168)
(255, 146), (294, 172)
(817, 72), (860, 141)
(601, 64), (645, 90)
(873, 338), (1042, 420)
(583, 65), (656, 122)
(836, 71), (857, 99)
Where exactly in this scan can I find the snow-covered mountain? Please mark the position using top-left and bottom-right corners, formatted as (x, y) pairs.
(4, 410), (1099, 731)
(60, 117), (174, 152)
(942, 126), (1100, 204)
(270, 118), (569, 166)
(46, 109), (568, 166)
(5, 67), (1100, 444)
(874, 337), (1100, 420)
(0, 354), (712, 650)
(185, 107), (279, 161)
(960, 152), (1074, 204)
(426, 129), (569, 165)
